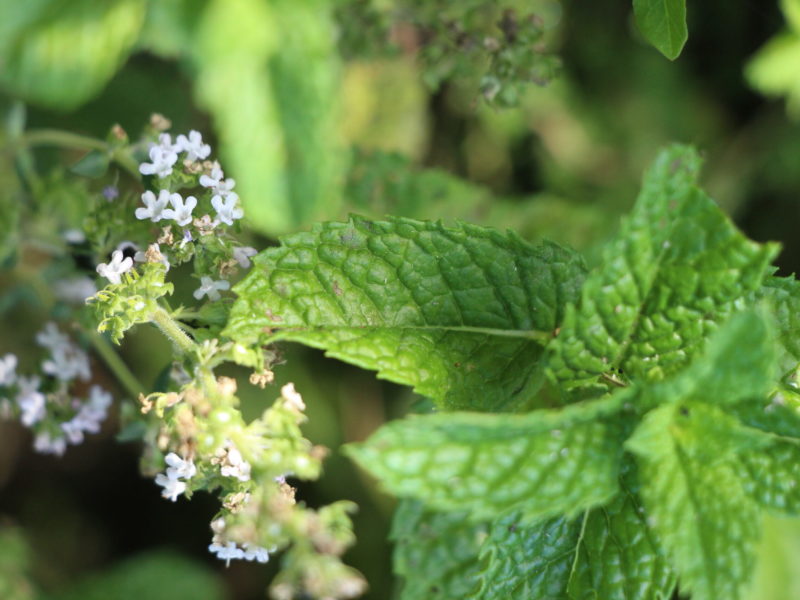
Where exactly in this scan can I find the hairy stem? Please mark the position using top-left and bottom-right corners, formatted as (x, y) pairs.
(150, 306), (197, 356)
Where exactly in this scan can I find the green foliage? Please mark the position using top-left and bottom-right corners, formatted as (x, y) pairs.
(0, 0), (146, 110)
(345, 394), (626, 522)
(546, 145), (778, 395)
(0, 527), (35, 600)
(226, 216), (586, 411)
(747, 0), (800, 117)
(391, 500), (486, 599)
(632, 0), (688, 60)
(472, 468), (675, 600)
(228, 145), (800, 599)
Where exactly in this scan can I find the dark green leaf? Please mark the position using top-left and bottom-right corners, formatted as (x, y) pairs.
(633, 0), (688, 60)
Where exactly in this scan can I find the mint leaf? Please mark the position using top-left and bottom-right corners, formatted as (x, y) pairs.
(391, 500), (486, 599)
(626, 403), (763, 600)
(759, 276), (800, 371)
(0, 0), (146, 109)
(345, 396), (625, 522)
(472, 470), (675, 600)
(728, 386), (800, 439)
(226, 216), (586, 411)
(641, 310), (777, 409)
(632, 0), (688, 60)
(739, 438), (800, 515)
(547, 146), (778, 393)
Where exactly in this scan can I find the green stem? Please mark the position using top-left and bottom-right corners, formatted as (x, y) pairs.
(11, 129), (141, 179)
(151, 306), (197, 356)
(88, 329), (145, 399)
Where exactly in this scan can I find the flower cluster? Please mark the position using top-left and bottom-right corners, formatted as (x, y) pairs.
(0, 324), (112, 456)
(94, 126), (255, 308)
(208, 518), (271, 566)
(155, 452), (197, 502)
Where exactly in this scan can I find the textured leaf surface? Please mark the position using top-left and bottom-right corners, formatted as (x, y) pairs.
(641, 310), (777, 410)
(0, 0), (146, 109)
(632, 0), (688, 59)
(346, 396), (625, 521)
(627, 403), (763, 600)
(739, 439), (800, 515)
(547, 145), (778, 393)
(472, 472), (675, 600)
(227, 216), (586, 411)
(391, 500), (486, 600)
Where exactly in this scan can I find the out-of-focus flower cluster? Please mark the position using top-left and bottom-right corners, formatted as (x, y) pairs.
(0, 323), (112, 456)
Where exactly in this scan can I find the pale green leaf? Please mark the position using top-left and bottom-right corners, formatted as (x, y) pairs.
(547, 145), (778, 393)
(759, 276), (800, 371)
(627, 403), (763, 600)
(192, 0), (290, 233)
(472, 469), (675, 600)
(346, 395), (626, 522)
(0, 0), (146, 109)
(738, 439), (800, 516)
(391, 500), (486, 599)
(745, 515), (800, 600)
(784, 0), (800, 32)
(632, 0), (688, 60)
(226, 216), (586, 411)
(745, 33), (800, 118)
(268, 0), (346, 226)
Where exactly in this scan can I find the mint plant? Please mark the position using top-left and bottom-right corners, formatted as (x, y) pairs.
(3, 119), (800, 599)
(225, 144), (800, 599)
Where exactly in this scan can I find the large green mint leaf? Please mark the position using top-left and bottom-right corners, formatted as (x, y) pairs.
(472, 468), (675, 600)
(738, 438), (800, 516)
(345, 395), (626, 522)
(0, 0), (146, 110)
(391, 500), (486, 599)
(632, 0), (688, 60)
(626, 403), (764, 600)
(547, 145), (778, 393)
(226, 216), (586, 411)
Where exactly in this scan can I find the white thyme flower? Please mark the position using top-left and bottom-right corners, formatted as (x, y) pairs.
(34, 432), (67, 456)
(36, 322), (70, 351)
(165, 452), (197, 480)
(42, 344), (91, 382)
(162, 194), (197, 226)
(139, 143), (178, 178)
(281, 382), (306, 412)
(155, 473), (187, 502)
(53, 277), (97, 304)
(218, 444), (252, 482)
(96, 250), (134, 285)
(16, 376), (46, 427)
(135, 190), (173, 222)
(176, 130), (211, 162)
(232, 246), (257, 269)
(211, 193), (244, 226)
(0, 354), (17, 386)
(61, 419), (86, 444)
(208, 541), (245, 567)
(193, 276), (230, 302)
(70, 385), (112, 434)
(242, 544), (270, 563)
(199, 164), (236, 197)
